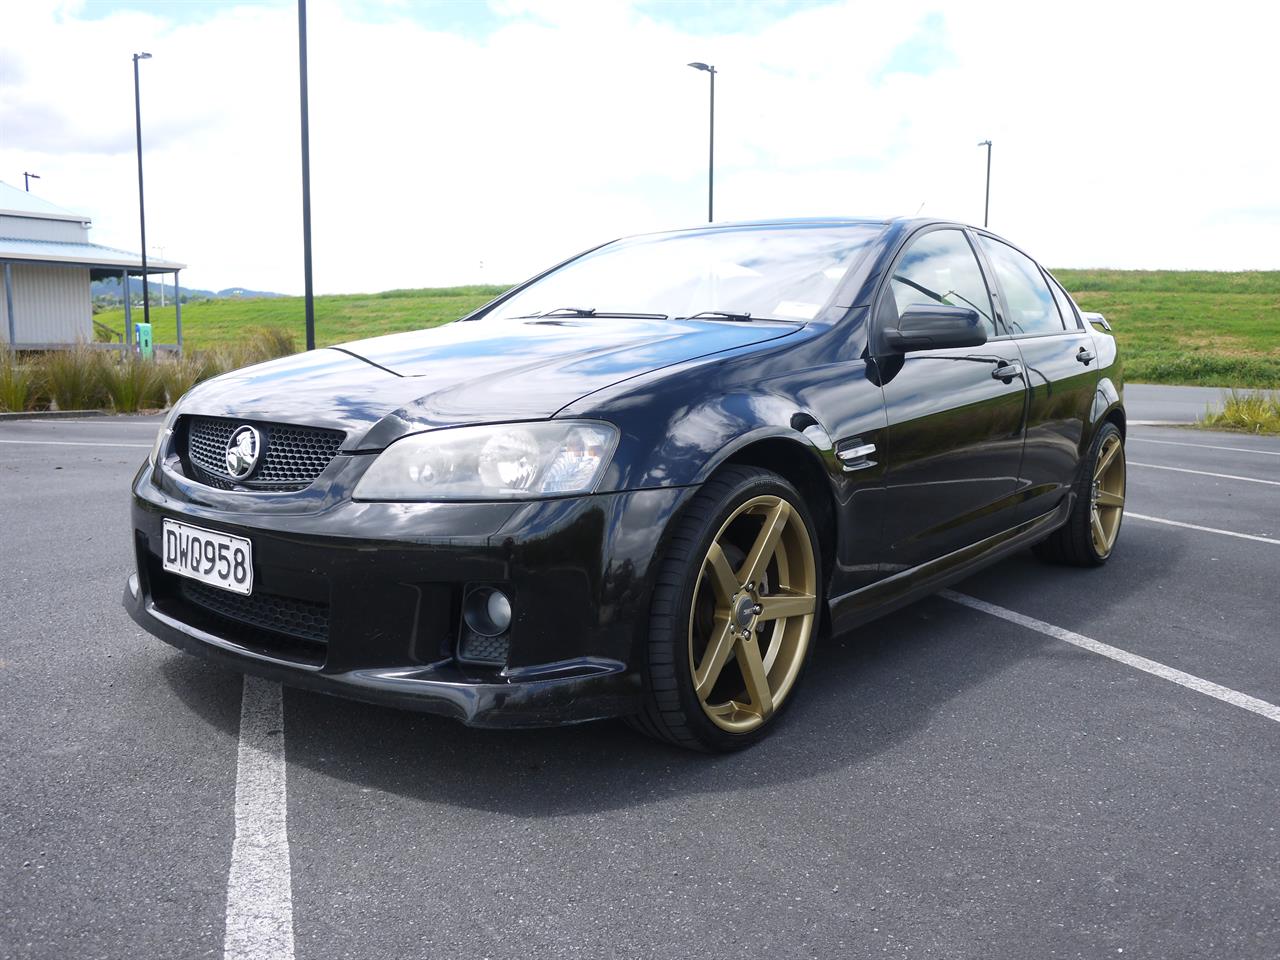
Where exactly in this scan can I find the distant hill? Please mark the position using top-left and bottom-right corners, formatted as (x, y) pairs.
(90, 277), (286, 304)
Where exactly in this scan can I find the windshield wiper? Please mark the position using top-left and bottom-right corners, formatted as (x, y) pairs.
(513, 306), (670, 320)
(678, 311), (753, 322)
(678, 311), (804, 324)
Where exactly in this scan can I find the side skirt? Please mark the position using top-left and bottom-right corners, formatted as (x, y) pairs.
(827, 494), (1073, 637)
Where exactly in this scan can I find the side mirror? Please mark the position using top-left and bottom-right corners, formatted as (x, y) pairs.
(884, 304), (987, 352)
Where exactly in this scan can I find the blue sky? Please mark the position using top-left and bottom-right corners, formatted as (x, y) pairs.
(77, 0), (844, 35)
(5, 0), (1277, 293)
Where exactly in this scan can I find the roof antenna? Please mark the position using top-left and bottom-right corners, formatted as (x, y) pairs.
(914, 200), (926, 215)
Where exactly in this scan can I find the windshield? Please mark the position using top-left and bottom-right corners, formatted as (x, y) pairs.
(487, 222), (884, 323)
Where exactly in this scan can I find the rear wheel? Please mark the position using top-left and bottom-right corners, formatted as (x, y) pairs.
(1033, 422), (1126, 566)
(629, 466), (821, 752)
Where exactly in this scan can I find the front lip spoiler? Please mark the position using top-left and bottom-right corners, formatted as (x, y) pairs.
(123, 576), (640, 729)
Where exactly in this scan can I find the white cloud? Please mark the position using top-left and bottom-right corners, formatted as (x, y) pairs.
(1, 0), (1277, 294)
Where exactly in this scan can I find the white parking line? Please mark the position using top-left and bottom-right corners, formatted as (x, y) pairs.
(1128, 512), (1280, 545)
(224, 677), (294, 960)
(0, 439), (150, 448)
(0, 418), (161, 426)
(942, 591), (1280, 725)
(1129, 436), (1280, 457)
(1129, 461), (1280, 486)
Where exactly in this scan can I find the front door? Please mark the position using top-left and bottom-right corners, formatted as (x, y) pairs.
(871, 227), (1028, 574)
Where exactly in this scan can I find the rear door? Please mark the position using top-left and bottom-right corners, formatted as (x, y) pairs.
(974, 234), (1100, 523)
(871, 226), (1028, 573)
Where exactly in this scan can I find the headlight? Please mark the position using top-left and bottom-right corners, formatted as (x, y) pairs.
(149, 405), (181, 466)
(353, 421), (619, 501)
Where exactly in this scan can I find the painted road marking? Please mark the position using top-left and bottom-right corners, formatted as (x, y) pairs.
(942, 591), (1280, 725)
(0, 439), (150, 448)
(1129, 436), (1280, 457)
(1129, 461), (1280, 486)
(1128, 513), (1280, 546)
(224, 677), (294, 960)
(0, 418), (161, 426)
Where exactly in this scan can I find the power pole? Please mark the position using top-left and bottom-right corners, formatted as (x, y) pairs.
(978, 140), (992, 228)
(298, 0), (316, 350)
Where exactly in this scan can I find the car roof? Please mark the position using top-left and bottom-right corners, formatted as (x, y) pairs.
(644, 216), (979, 235)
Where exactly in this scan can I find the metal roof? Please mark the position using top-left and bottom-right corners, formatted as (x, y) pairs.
(0, 235), (185, 272)
(0, 180), (92, 223)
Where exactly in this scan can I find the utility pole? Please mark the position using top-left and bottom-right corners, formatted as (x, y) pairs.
(977, 140), (992, 228)
(23, 172), (40, 191)
(133, 52), (153, 327)
(687, 62), (717, 222)
(298, 0), (316, 350)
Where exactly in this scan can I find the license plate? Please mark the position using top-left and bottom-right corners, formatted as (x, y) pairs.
(162, 519), (253, 595)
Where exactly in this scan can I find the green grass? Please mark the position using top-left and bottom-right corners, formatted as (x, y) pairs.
(1053, 270), (1280, 387)
(95, 272), (1280, 389)
(95, 285), (510, 353)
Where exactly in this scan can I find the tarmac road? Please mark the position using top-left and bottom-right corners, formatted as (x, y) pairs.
(1, 410), (1277, 960)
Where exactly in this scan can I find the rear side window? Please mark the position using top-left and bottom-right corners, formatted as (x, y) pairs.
(977, 236), (1064, 336)
(890, 229), (996, 336)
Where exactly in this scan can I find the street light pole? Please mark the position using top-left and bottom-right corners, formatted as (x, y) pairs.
(977, 139), (992, 228)
(688, 62), (717, 222)
(298, 0), (316, 351)
(133, 52), (153, 329)
(23, 172), (40, 192)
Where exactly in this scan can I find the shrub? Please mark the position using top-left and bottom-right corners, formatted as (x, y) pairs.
(1201, 390), (1280, 434)
(100, 355), (165, 413)
(157, 353), (221, 406)
(0, 353), (35, 411)
(245, 326), (297, 361)
(38, 345), (108, 411)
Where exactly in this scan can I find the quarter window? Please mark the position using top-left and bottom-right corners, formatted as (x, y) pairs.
(889, 229), (996, 336)
(1047, 274), (1082, 330)
(977, 236), (1064, 336)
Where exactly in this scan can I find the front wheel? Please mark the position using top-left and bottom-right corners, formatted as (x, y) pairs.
(629, 465), (822, 752)
(1033, 422), (1126, 566)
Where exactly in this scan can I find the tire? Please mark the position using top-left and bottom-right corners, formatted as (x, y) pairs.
(1033, 421), (1126, 567)
(627, 465), (823, 752)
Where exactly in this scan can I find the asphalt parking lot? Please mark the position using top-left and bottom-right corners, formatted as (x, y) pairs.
(2, 390), (1278, 960)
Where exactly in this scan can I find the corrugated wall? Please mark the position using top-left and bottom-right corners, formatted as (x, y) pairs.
(0, 215), (87, 243)
(0, 264), (93, 344)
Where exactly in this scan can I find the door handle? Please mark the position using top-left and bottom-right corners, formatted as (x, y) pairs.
(991, 360), (1023, 382)
(1076, 347), (1096, 365)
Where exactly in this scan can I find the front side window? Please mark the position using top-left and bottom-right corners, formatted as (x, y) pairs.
(977, 236), (1064, 336)
(889, 229), (996, 335)
(487, 223), (885, 323)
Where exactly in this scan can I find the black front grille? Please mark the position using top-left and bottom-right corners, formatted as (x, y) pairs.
(183, 416), (344, 491)
(180, 580), (330, 645)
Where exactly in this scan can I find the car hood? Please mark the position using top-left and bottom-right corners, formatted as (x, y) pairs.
(179, 316), (801, 451)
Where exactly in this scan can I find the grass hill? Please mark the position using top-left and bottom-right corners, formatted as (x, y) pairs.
(93, 273), (1280, 388)
(1053, 270), (1280, 387)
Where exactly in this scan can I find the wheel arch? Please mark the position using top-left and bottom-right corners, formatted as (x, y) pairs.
(1090, 376), (1125, 440)
(712, 434), (839, 626)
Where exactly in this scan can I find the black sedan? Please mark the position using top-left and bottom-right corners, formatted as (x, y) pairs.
(125, 218), (1126, 752)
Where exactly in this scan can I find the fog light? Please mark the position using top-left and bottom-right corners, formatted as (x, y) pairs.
(463, 586), (512, 638)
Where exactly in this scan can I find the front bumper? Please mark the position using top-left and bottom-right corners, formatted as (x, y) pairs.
(125, 461), (694, 728)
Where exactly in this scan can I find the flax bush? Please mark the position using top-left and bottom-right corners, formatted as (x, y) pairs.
(100, 354), (165, 413)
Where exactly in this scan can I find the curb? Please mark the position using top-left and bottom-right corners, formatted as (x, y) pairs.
(0, 409), (109, 421)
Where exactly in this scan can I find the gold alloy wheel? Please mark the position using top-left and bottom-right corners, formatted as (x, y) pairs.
(1091, 433), (1126, 557)
(688, 495), (818, 733)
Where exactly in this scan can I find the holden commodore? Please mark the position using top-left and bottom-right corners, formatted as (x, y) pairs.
(125, 218), (1126, 752)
